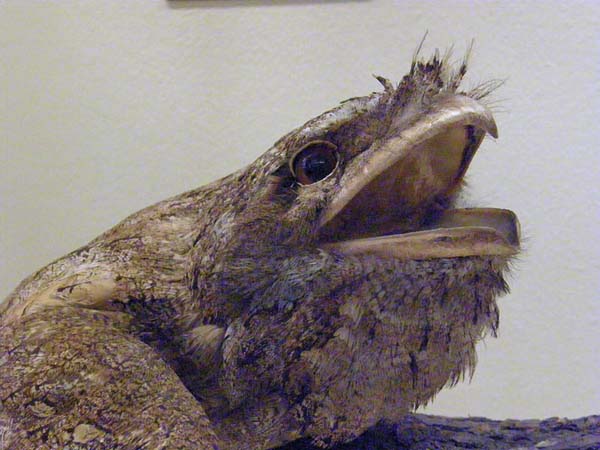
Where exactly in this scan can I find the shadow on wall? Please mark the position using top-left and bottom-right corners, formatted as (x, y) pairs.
(168, 0), (369, 9)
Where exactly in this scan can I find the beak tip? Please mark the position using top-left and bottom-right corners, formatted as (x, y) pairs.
(489, 124), (499, 139)
(485, 114), (499, 139)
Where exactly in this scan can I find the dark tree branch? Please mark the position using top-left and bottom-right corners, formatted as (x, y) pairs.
(280, 414), (600, 450)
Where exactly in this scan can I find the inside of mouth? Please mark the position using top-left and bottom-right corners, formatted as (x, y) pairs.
(319, 125), (483, 243)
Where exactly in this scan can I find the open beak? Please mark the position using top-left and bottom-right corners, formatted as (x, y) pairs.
(319, 94), (520, 260)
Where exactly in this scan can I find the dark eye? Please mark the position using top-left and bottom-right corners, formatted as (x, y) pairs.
(290, 141), (339, 185)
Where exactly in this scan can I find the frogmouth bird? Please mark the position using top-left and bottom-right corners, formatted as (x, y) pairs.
(0, 51), (519, 449)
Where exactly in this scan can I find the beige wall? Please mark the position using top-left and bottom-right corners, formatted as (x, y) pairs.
(1, 1), (598, 420)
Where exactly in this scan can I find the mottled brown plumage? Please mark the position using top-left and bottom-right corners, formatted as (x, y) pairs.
(0, 51), (518, 449)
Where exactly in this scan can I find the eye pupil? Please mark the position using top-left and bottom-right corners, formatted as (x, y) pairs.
(301, 153), (331, 180)
(291, 141), (338, 185)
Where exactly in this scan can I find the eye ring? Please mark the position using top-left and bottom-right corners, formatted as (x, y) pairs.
(289, 140), (339, 185)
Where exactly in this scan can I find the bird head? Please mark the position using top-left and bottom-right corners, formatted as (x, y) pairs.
(188, 51), (519, 446)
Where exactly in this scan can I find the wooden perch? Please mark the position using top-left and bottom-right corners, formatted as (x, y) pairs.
(279, 414), (600, 450)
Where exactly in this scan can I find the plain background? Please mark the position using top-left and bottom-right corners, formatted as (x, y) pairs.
(1, 1), (598, 420)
